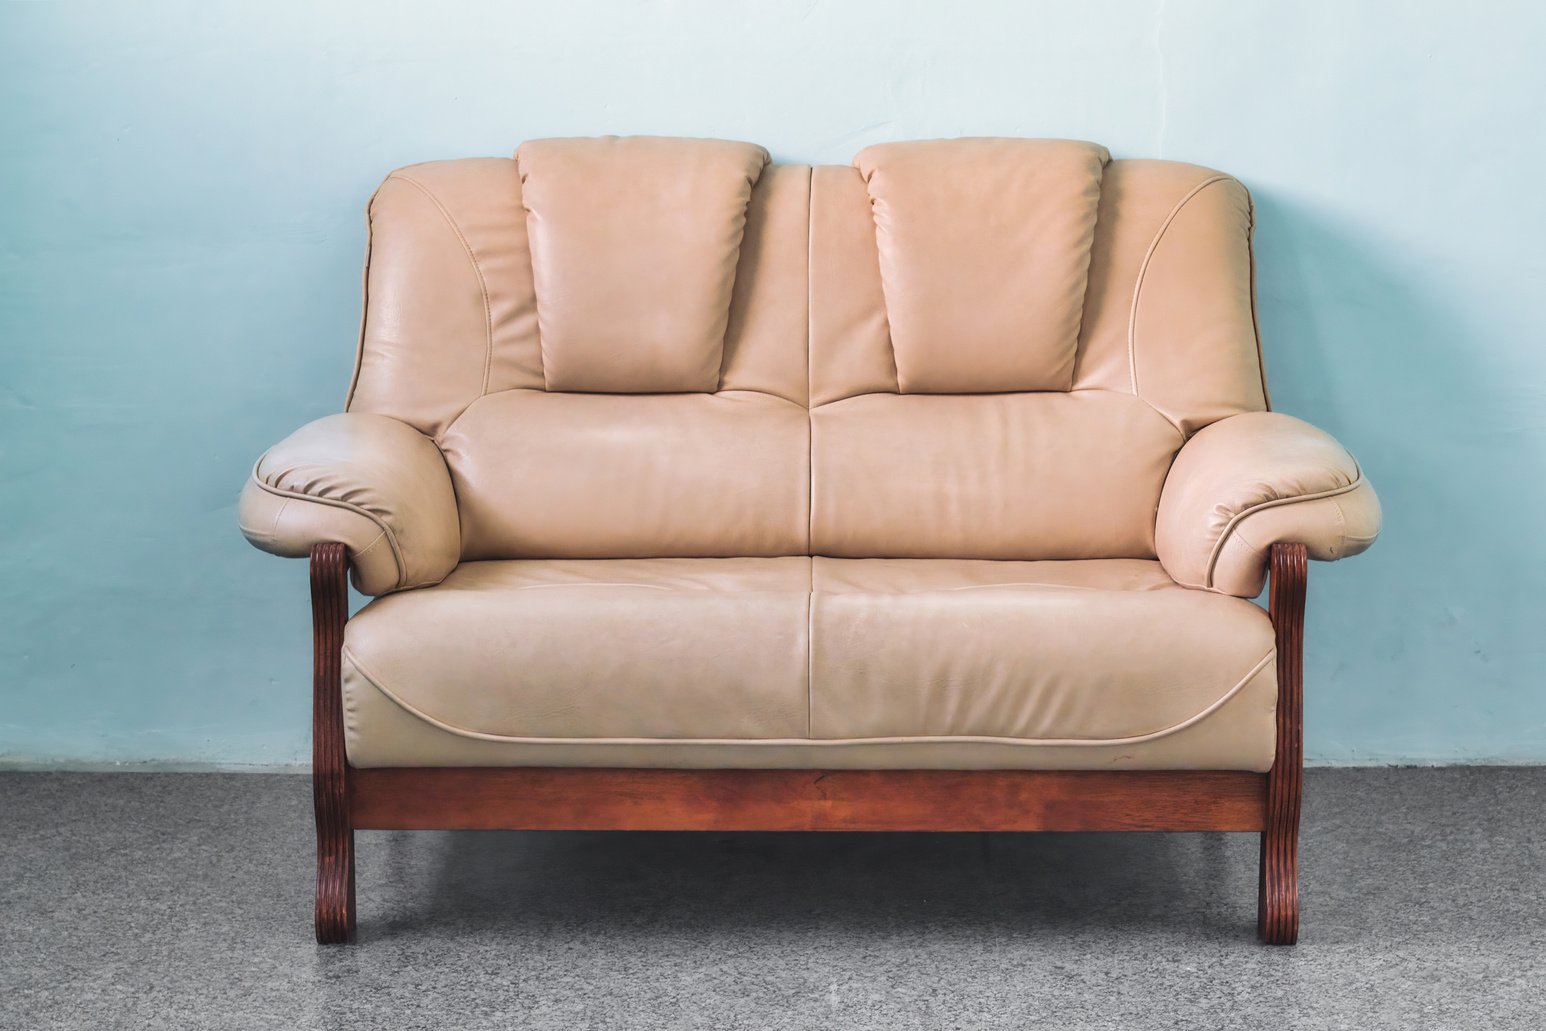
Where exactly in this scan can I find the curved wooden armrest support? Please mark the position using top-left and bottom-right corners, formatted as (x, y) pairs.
(1259, 541), (1307, 945)
(310, 542), (355, 944)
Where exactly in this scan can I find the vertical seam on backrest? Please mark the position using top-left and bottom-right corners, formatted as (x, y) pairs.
(806, 166), (816, 553)
(343, 182), (384, 413)
(1245, 185), (1272, 411)
(1066, 154), (1112, 389)
(871, 177), (903, 395)
(390, 173), (495, 401)
(853, 163), (902, 394)
(715, 167), (767, 393)
(1128, 174), (1231, 402)
(513, 152), (546, 393)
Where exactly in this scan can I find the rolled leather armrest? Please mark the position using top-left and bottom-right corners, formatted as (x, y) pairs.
(238, 413), (460, 595)
(1156, 411), (1381, 597)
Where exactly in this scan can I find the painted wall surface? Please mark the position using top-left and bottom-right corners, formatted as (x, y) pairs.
(2, 2), (1543, 766)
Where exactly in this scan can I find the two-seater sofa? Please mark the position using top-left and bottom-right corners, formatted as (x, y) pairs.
(239, 136), (1380, 944)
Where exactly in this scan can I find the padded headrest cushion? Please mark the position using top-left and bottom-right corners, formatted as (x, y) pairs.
(517, 136), (770, 393)
(854, 138), (1110, 393)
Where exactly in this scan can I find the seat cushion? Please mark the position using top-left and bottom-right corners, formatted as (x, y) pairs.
(343, 557), (1277, 771)
(343, 558), (812, 746)
(809, 558), (1274, 745)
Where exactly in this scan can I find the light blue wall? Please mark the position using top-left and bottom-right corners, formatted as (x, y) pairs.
(3, 2), (1543, 767)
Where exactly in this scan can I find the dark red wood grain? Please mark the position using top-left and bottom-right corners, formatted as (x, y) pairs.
(351, 767), (1266, 832)
(310, 542), (354, 945)
(1259, 541), (1307, 945)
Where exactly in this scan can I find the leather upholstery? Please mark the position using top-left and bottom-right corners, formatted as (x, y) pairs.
(343, 557), (1276, 771)
(239, 413), (459, 595)
(811, 391), (1179, 559)
(1075, 161), (1268, 433)
(854, 139), (1108, 393)
(241, 135), (1382, 770)
(441, 389), (809, 559)
(516, 137), (770, 393)
(1157, 412), (1381, 596)
(346, 158), (542, 439)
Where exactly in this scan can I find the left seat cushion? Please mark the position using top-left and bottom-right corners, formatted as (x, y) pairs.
(342, 558), (812, 760)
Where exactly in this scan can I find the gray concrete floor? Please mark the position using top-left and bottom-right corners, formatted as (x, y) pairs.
(1, 769), (1542, 1030)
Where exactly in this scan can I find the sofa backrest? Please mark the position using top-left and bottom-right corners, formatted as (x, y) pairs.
(345, 136), (1268, 561)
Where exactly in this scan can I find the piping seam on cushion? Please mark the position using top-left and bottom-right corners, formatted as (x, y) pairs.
(1127, 175), (1233, 402)
(388, 173), (494, 431)
(343, 180), (383, 413)
(1243, 186), (1272, 412)
(1203, 466), (1366, 589)
(248, 467), (407, 589)
(1064, 152), (1111, 385)
(343, 643), (1274, 749)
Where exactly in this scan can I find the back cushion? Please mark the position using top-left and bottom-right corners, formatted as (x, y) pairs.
(516, 137), (770, 393)
(442, 389), (809, 559)
(348, 137), (1267, 561)
(811, 391), (1181, 559)
(854, 139), (1108, 393)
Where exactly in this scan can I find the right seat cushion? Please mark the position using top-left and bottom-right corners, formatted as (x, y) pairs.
(810, 558), (1275, 759)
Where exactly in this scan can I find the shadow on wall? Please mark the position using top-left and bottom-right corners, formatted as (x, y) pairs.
(1250, 191), (1546, 763)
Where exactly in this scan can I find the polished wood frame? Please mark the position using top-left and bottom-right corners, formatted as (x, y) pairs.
(309, 540), (1307, 945)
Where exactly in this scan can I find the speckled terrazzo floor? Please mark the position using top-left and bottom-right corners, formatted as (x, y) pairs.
(2, 768), (1542, 1030)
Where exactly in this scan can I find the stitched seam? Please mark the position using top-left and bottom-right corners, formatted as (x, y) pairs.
(715, 159), (775, 391)
(1244, 184), (1272, 411)
(1204, 465), (1366, 588)
(267, 496), (288, 540)
(809, 385), (1186, 427)
(854, 168), (903, 393)
(441, 389), (808, 451)
(237, 497), (293, 545)
(1230, 522), (1265, 555)
(389, 174), (494, 398)
(1066, 155), (1110, 389)
(1124, 387), (1186, 436)
(810, 163), (822, 408)
(805, 167), (817, 552)
(1071, 382), (1186, 436)
(805, 558), (814, 737)
(386, 575), (451, 594)
(343, 644), (1273, 749)
(1128, 175), (1232, 399)
(344, 183), (383, 412)
(349, 530), (393, 571)
(248, 466), (408, 588)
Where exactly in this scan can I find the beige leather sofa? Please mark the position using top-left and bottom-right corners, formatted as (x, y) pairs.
(240, 136), (1379, 944)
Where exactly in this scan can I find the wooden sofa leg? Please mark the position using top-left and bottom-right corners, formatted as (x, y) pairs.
(311, 542), (355, 944)
(1259, 542), (1306, 945)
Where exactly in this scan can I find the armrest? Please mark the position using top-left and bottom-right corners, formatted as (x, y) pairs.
(1156, 412), (1381, 597)
(238, 413), (460, 595)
